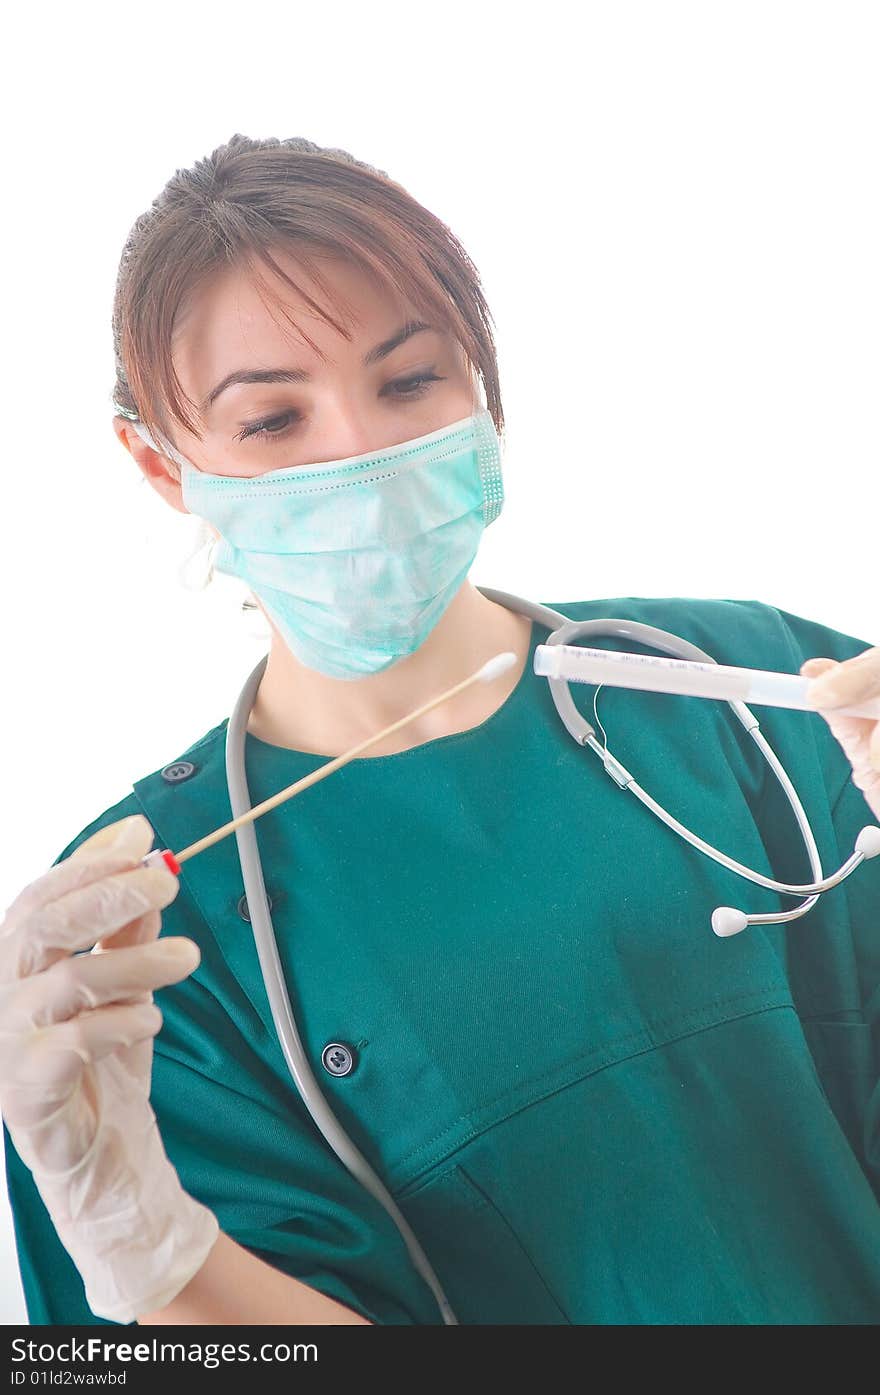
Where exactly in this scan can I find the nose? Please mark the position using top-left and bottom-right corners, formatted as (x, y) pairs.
(307, 409), (417, 466)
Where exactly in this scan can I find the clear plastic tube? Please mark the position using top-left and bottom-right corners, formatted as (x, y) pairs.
(533, 643), (880, 720)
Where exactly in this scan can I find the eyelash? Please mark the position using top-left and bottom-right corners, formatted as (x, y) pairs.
(233, 371), (446, 444)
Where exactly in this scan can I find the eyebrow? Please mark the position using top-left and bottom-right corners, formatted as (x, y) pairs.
(202, 320), (437, 412)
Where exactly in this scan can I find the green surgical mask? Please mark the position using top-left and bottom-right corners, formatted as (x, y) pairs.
(132, 409), (505, 680)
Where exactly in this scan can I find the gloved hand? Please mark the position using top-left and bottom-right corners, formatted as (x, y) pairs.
(0, 813), (219, 1323)
(802, 649), (880, 822)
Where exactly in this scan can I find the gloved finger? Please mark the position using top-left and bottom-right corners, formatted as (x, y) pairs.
(0, 999), (162, 1146)
(0, 864), (179, 985)
(3, 936), (200, 1032)
(818, 711), (880, 792)
(0, 1062), (102, 1175)
(0, 816), (156, 932)
(69, 816), (155, 860)
(800, 658), (838, 679)
(827, 646), (879, 694)
(90, 910), (164, 1096)
(804, 648), (880, 706)
(93, 905), (161, 955)
(0, 988), (155, 1118)
(45, 997), (164, 1068)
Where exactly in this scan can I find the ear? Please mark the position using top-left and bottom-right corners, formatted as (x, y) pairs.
(112, 415), (190, 517)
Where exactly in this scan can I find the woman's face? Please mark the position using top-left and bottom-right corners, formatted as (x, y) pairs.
(159, 246), (480, 482)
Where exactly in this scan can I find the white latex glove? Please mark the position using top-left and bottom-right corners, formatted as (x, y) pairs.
(802, 649), (880, 821)
(0, 813), (220, 1323)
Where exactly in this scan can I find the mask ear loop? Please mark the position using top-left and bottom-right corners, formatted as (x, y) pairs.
(121, 415), (216, 593)
(177, 522), (220, 591)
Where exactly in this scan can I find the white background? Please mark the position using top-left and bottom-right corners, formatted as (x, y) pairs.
(1, 0), (878, 1324)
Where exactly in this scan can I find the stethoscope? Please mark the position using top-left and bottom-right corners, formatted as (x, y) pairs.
(224, 587), (879, 1326)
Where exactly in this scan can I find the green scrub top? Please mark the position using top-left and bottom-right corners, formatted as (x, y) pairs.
(5, 595), (880, 1325)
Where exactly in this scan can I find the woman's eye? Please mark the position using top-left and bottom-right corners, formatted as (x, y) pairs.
(384, 370), (445, 398)
(234, 370), (446, 445)
(235, 412), (297, 444)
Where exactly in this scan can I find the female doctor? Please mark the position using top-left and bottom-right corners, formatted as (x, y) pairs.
(2, 133), (880, 1327)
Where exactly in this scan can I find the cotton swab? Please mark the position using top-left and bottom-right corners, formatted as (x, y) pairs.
(141, 650), (519, 876)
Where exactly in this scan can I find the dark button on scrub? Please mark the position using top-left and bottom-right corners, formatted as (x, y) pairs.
(160, 761), (198, 784)
(322, 1043), (356, 1077)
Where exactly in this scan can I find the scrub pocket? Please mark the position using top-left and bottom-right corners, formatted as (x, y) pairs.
(395, 1162), (570, 1324)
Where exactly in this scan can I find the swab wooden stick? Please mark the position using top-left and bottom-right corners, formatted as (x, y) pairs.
(142, 650), (519, 875)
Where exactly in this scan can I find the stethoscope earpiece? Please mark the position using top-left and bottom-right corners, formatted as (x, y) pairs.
(712, 907), (751, 938)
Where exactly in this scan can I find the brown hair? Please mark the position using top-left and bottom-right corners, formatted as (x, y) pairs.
(111, 133), (505, 474)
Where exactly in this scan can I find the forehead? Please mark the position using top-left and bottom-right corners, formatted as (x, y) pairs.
(170, 247), (416, 392)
